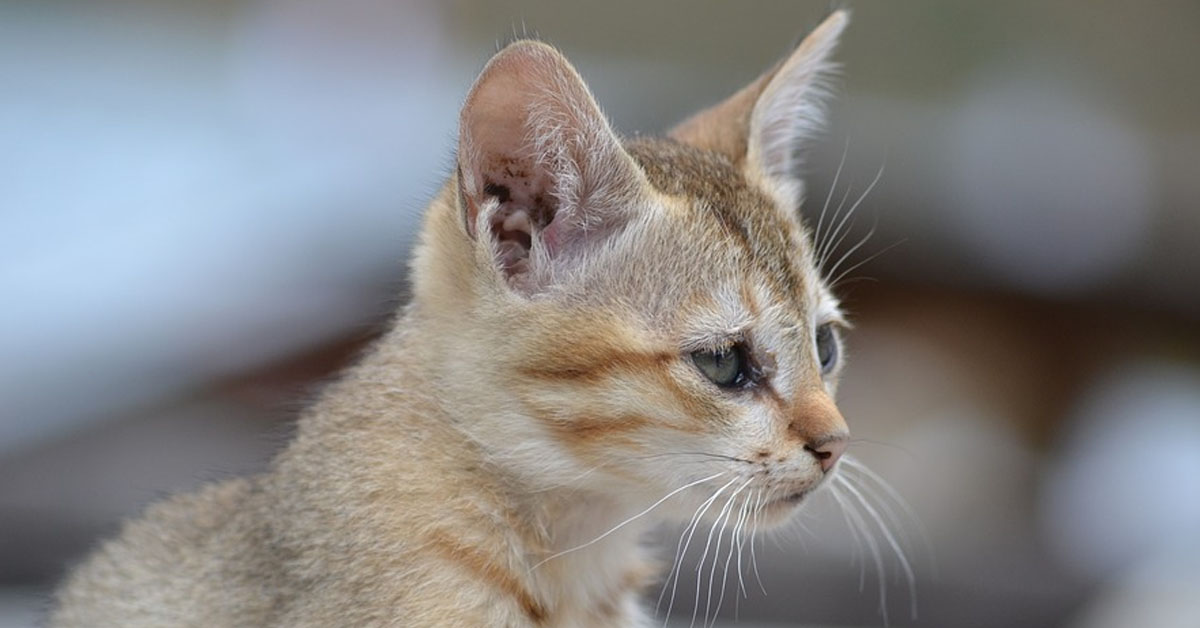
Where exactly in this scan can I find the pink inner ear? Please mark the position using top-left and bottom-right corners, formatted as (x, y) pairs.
(540, 215), (565, 258)
(457, 42), (646, 289)
(479, 162), (557, 277)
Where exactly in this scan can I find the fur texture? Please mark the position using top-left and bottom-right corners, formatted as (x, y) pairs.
(52, 11), (852, 627)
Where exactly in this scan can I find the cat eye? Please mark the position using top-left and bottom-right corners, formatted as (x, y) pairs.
(815, 323), (838, 374)
(691, 344), (752, 389)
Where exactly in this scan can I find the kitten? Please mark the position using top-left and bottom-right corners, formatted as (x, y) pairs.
(52, 10), (852, 627)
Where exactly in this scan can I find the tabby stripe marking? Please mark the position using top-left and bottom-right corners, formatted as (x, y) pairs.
(426, 530), (547, 623)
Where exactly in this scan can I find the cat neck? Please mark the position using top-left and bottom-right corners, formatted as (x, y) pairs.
(522, 488), (659, 620)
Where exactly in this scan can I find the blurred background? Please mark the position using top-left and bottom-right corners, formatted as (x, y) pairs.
(2, 1), (1198, 626)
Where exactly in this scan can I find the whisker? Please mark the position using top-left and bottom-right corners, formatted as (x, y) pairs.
(524, 461), (610, 493)
(819, 161), (885, 273)
(840, 473), (917, 620)
(840, 459), (927, 540)
(817, 183), (856, 271)
(814, 137), (851, 256)
(703, 490), (738, 627)
(841, 457), (936, 580)
(724, 489), (753, 619)
(829, 237), (907, 289)
(693, 479), (751, 628)
(840, 474), (909, 557)
(713, 489), (753, 625)
(531, 472), (724, 571)
(829, 484), (868, 591)
(824, 218), (877, 284)
(733, 489), (755, 599)
(787, 507), (815, 544)
(836, 475), (890, 626)
(659, 477), (737, 623)
(658, 479), (735, 613)
(831, 275), (880, 288)
(631, 451), (754, 465)
(818, 181), (855, 269)
(703, 492), (737, 627)
(747, 489), (767, 596)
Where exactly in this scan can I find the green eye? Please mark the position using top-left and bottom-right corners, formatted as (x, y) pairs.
(691, 344), (749, 388)
(816, 323), (838, 374)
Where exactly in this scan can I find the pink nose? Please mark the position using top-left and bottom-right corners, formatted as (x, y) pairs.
(804, 435), (848, 473)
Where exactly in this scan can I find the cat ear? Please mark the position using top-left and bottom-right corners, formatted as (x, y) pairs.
(670, 10), (847, 207)
(456, 40), (648, 293)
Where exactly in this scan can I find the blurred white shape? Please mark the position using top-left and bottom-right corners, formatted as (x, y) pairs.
(1041, 361), (1200, 579)
(947, 59), (1154, 296)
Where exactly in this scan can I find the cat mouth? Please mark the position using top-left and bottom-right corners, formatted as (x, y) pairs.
(764, 489), (810, 510)
(751, 490), (811, 526)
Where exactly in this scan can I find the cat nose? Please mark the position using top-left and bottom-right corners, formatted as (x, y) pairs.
(788, 390), (848, 473)
(804, 435), (848, 473)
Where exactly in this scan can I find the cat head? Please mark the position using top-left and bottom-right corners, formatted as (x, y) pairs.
(412, 11), (850, 527)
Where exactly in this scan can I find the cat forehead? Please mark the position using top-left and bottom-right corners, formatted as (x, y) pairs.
(625, 138), (761, 207)
(624, 137), (818, 315)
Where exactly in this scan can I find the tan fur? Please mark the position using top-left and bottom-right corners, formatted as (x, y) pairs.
(52, 12), (852, 627)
